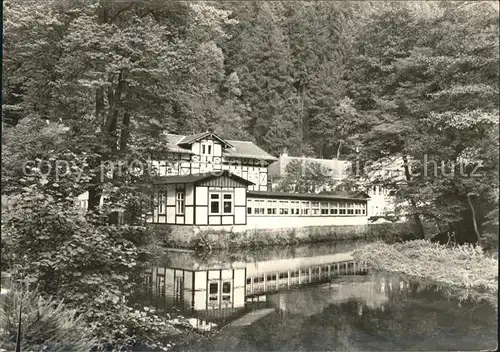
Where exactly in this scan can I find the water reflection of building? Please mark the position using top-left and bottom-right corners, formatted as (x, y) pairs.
(246, 260), (367, 296)
(144, 250), (369, 320)
(143, 264), (247, 324)
(142, 250), (413, 327)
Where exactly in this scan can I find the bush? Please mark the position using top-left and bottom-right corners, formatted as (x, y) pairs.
(0, 287), (96, 351)
(1, 186), (179, 350)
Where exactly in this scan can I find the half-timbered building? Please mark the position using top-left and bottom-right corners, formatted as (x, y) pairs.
(151, 131), (277, 192)
(76, 131), (370, 229)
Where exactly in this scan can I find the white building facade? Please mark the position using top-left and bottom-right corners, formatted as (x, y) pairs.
(268, 152), (396, 218)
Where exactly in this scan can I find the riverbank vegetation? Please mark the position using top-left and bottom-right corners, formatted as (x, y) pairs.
(153, 222), (438, 250)
(1, 0), (498, 349)
(353, 240), (498, 304)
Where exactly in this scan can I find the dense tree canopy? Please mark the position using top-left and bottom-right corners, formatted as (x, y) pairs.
(1, 0), (498, 348)
(346, 1), (499, 242)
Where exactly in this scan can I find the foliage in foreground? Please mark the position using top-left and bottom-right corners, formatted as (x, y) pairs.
(1, 184), (179, 350)
(353, 240), (498, 297)
(0, 287), (96, 351)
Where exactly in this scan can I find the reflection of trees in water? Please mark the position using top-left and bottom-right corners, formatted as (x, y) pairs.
(384, 271), (497, 308)
(301, 290), (496, 351)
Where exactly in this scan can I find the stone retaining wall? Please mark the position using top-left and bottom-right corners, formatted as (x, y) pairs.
(149, 221), (430, 249)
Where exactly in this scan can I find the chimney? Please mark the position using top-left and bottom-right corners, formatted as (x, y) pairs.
(280, 148), (288, 177)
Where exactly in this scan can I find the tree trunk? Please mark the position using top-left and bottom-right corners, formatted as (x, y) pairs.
(119, 112), (131, 152)
(88, 1), (108, 214)
(298, 86), (305, 153)
(467, 193), (481, 245)
(336, 141), (343, 159)
(402, 155), (425, 239)
(87, 171), (102, 214)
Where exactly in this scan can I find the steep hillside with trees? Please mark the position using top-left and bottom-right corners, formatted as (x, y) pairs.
(1, 0), (498, 348)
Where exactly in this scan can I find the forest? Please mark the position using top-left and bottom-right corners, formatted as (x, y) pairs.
(1, 1), (499, 350)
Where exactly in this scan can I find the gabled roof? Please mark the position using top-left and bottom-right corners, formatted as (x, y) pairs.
(152, 170), (255, 186)
(177, 131), (233, 148)
(162, 133), (277, 161)
(163, 134), (194, 154)
(224, 140), (277, 161)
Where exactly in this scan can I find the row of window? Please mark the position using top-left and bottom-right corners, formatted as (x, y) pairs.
(246, 263), (357, 285)
(154, 193), (365, 217)
(247, 199), (366, 216)
(154, 189), (236, 216)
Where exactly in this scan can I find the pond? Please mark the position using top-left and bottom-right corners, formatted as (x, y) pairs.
(136, 241), (498, 351)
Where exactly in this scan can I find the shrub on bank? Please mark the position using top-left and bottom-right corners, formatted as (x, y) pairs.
(0, 287), (96, 351)
(2, 191), (179, 351)
(352, 240), (498, 295)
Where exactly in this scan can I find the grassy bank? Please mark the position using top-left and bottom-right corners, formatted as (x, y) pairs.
(353, 240), (498, 304)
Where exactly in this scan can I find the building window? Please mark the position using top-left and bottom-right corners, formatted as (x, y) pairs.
(253, 276), (264, 284)
(223, 193), (232, 214)
(279, 201), (289, 215)
(210, 193), (220, 214)
(149, 194), (154, 213)
(176, 191), (185, 215)
(222, 281), (231, 302)
(247, 199), (253, 215)
(210, 192), (233, 215)
(267, 200), (277, 215)
(339, 202), (347, 215)
(209, 281), (219, 304)
(301, 201), (310, 215)
(330, 202), (338, 215)
(252, 200), (259, 214)
(347, 203), (354, 215)
(266, 273), (277, 282)
(253, 200), (260, 214)
(201, 143), (212, 156)
(312, 202), (320, 215)
(321, 202), (329, 215)
(280, 200), (288, 215)
(159, 193), (166, 214)
(258, 200), (265, 214)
